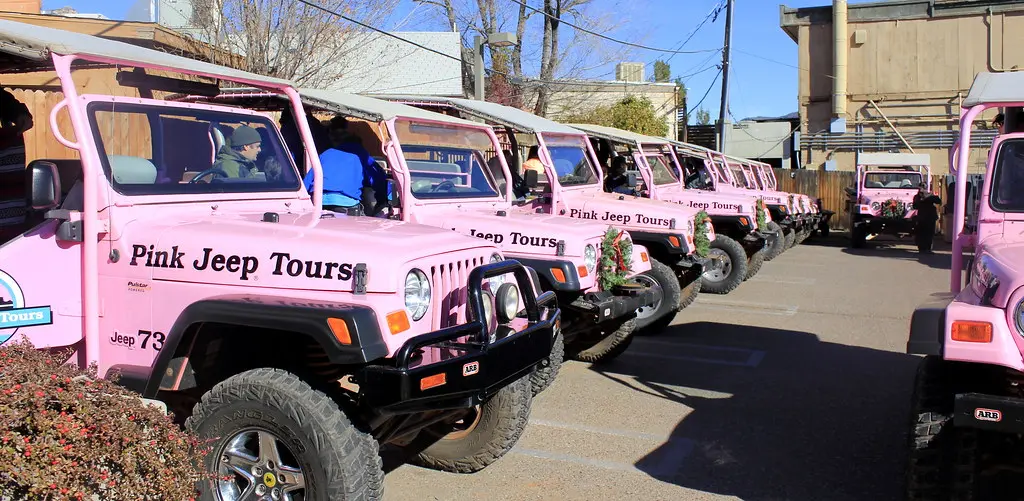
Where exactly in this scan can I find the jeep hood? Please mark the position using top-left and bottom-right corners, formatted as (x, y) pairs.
(654, 185), (754, 216)
(433, 207), (602, 259)
(123, 211), (496, 293)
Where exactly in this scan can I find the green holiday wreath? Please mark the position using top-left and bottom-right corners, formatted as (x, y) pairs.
(599, 227), (634, 291)
(693, 210), (711, 258)
(755, 198), (767, 230)
(880, 198), (908, 219)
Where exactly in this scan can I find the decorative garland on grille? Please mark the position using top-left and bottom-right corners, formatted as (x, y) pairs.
(880, 198), (908, 219)
(599, 227), (634, 291)
(694, 210), (712, 258)
(755, 198), (767, 230)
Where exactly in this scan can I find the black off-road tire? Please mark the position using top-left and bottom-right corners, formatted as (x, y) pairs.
(796, 226), (811, 245)
(187, 368), (383, 501)
(632, 258), (683, 335)
(851, 224), (867, 248)
(530, 329), (564, 395)
(568, 317), (637, 363)
(783, 228), (797, 250)
(763, 221), (786, 261)
(678, 267), (702, 310)
(409, 375), (532, 473)
(744, 249), (765, 281)
(700, 235), (748, 295)
(905, 356), (982, 501)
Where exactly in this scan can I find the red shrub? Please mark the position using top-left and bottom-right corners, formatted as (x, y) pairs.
(0, 337), (210, 500)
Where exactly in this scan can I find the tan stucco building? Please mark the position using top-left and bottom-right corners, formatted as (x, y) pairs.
(780, 0), (1024, 174)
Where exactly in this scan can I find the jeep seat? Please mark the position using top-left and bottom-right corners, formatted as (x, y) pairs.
(108, 155), (157, 185)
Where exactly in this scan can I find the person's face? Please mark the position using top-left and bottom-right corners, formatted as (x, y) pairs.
(239, 142), (261, 161)
(329, 127), (348, 147)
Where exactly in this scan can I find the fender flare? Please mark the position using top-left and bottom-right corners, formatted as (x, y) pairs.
(128, 295), (388, 398)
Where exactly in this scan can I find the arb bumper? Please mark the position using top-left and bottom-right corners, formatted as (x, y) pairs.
(954, 392), (1024, 434)
(358, 260), (560, 415)
(566, 283), (659, 323)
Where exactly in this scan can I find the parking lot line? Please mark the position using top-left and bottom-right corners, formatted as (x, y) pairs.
(749, 275), (817, 285)
(691, 297), (799, 316)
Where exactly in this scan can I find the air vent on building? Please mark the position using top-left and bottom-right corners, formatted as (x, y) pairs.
(616, 62), (645, 82)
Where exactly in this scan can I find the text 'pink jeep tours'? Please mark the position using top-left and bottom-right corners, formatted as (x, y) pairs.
(0, 19), (561, 500)
(844, 152), (931, 248)
(169, 86), (659, 394)
(905, 71), (1024, 498)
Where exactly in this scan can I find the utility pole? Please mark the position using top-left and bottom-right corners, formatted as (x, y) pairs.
(717, 0), (734, 150)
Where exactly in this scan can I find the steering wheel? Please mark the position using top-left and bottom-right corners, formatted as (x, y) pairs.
(431, 180), (456, 192)
(188, 167), (229, 184)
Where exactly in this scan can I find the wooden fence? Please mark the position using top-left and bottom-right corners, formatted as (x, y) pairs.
(776, 170), (946, 230)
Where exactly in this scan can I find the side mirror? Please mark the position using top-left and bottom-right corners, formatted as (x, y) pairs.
(626, 172), (638, 188)
(27, 161), (61, 211)
(524, 169), (539, 189)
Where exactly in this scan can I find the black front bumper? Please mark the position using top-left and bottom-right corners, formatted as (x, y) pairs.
(954, 392), (1024, 434)
(741, 231), (769, 254)
(357, 260), (560, 415)
(566, 283), (659, 323)
(855, 215), (916, 234)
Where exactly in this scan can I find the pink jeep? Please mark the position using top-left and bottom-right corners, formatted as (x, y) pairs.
(673, 142), (794, 259)
(751, 161), (832, 239)
(568, 123), (772, 295)
(844, 152), (931, 248)
(376, 96), (713, 335)
(0, 19), (561, 498)
(171, 87), (659, 394)
(904, 72), (1024, 498)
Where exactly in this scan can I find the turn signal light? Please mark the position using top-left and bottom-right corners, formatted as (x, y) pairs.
(641, 252), (649, 263)
(327, 318), (351, 345)
(951, 321), (993, 343)
(386, 310), (411, 335)
(577, 265), (588, 278)
(420, 373), (447, 391)
(550, 268), (567, 283)
(740, 217), (749, 226)
(668, 236), (681, 248)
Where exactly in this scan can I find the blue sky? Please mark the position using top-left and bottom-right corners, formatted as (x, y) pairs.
(41, 0), (870, 123)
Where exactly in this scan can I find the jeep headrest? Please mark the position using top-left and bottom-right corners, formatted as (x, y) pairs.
(108, 155), (157, 184)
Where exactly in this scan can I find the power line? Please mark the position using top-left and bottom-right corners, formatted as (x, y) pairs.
(508, 0), (720, 55)
(682, 68), (722, 122)
(662, 0), (726, 66)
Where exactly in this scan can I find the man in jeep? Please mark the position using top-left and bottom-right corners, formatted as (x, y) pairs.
(212, 125), (263, 178)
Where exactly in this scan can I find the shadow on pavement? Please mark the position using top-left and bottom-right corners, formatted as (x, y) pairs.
(590, 321), (922, 501)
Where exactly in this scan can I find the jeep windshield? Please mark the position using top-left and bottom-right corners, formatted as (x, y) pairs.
(863, 171), (922, 189)
(88, 101), (301, 196)
(540, 134), (599, 187)
(646, 154), (681, 186)
(394, 120), (504, 201)
(990, 138), (1024, 212)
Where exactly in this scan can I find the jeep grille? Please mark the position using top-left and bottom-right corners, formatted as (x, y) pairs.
(429, 254), (489, 331)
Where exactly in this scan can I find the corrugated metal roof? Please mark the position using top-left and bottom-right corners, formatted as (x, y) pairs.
(327, 32), (463, 97)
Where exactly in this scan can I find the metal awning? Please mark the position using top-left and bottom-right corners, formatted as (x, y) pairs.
(567, 123), (670, 146)
(0, 18), (293, 87)
(963, 71), (1024, 107)
(375, 94), (583, 134)
(856, 152), (931, 167)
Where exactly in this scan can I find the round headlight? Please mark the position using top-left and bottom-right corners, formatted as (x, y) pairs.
(687, 219), (694, 233)
(481, 289), (496, 337)
(584, 244), (597, 274)
(1015, 300), (1024, 335)
(487, 253), (505, 291)
(404, 269), (430, 321)
(495, 283), (520, 323)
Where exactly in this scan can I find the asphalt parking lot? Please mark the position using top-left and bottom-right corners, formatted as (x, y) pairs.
(383, 232), (954, 501)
